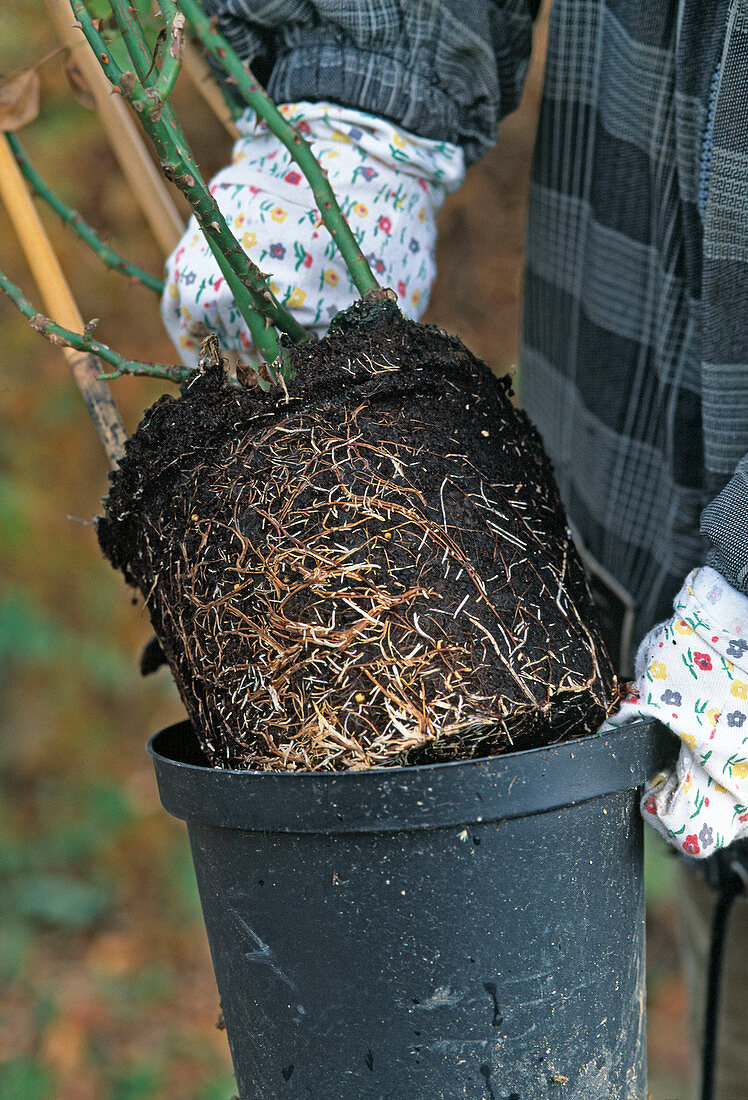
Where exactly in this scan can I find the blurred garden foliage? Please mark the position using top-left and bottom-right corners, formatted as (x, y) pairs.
(1, 2), (240, 1095)
(0, 2), (691, 1097)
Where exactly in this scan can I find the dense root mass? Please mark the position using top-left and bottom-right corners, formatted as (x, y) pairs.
(98, 302), (619, 770)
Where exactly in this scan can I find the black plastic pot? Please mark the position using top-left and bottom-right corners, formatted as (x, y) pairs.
(149, 719), (673, 1100)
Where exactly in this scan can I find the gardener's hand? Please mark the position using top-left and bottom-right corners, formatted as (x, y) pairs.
(601, 567), (748, 857)
(161, 101), (465, 367)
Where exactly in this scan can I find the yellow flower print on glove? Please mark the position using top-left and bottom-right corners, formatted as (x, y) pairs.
(286, 287), (306, 309)
(731, 679), (748, 699)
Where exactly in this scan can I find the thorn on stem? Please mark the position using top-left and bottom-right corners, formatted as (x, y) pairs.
(144, 28), (167, 80)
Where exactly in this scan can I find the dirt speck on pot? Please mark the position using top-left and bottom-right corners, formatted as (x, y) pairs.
(98, 301), (620, 770)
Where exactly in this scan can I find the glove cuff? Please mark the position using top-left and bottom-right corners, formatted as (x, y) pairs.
(234, 101), (466, 200)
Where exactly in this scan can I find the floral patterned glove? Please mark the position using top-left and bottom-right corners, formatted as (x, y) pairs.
(161, 101), (465, 367)
(601, 567), (748, 857)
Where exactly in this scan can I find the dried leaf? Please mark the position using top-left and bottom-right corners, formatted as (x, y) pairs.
(256, 360), (273, 385)
(0, 68), (41, 132)
(236, 359), (259, 388)
(63, 55), (95, 110)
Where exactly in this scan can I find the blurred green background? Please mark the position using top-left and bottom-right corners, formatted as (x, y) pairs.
(0, 3), (692, 1097)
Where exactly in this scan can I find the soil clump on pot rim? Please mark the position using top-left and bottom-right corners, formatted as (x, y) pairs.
(98, 300), (620, 771)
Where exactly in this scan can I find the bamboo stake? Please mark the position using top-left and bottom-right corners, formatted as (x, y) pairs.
(43, 0), (184, 256)
(182, 38), (240, 140)
(0, 133), (127, 467)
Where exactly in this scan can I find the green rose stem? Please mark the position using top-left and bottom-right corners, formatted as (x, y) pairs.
(153, 2), (187, 102)
(95, 0), (295, 364)
(6, 132), (165, 294)
(110, 0), (186, 104)
(0, 267), (191, 384)
(71, 0), (307, 370)
(108, 0), (156, 86)
(177, 0), (380, 298)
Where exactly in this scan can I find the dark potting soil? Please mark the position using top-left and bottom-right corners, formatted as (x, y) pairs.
(98, 300), (619, 771)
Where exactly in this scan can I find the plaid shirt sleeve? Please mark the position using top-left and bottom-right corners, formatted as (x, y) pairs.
(698, 2), (748, 598)
(520, 0), (748, 653)
(201, 0), (537, 165)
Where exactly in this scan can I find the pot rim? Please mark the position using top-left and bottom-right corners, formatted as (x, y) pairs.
(148, 718), (674, 833)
